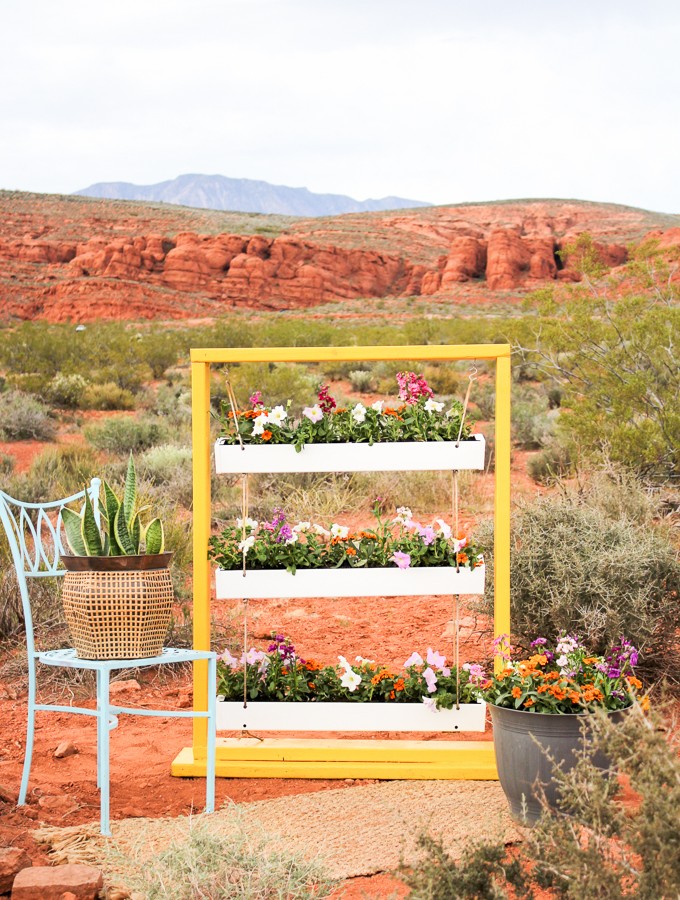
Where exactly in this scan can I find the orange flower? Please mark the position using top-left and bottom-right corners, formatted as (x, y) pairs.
(305, 660), (323, 671)
(346, 546), (357, 556)
(568, 691), (581, 704)
(395, 678), (405, 692)
(262, 430), (272, 441)
(389, 691), (396, 699)
(626, 676), (643, 690)
(457, 552), (469, 565)
(511, 686), (522, 698)
(640, 695), (650, 712)
(523, 698), (535, 708)
(308, 682), (316, 690)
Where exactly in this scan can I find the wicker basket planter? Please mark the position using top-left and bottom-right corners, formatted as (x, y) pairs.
(61, 553), (173, 660)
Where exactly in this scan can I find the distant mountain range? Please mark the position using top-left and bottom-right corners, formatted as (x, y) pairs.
(74, 174), (431, 217)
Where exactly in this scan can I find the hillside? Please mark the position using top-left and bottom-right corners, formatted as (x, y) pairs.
(75, 174), (430, 217)
(0, 191), (678, 322)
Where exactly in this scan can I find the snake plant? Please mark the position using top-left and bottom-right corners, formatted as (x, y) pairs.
(62, 454), (165, 556)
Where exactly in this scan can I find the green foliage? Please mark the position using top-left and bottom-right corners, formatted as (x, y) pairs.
(0, 391), (56, 441)
(519, 239), (680, 482)
(47, 373), (89, 409)
(527, 439), (573, 484)
(213, 363), (316, 411)
(477, 476), (680, 683)
(124, 815), (336, 900)
(0, 452), (15, 477)
(84, 415), (169, 455)
(348, 369), (374, 392)
(82, 382), (136, 411)
(511, 385), (554, 450)
(399, 704), (680, 900)
(62, 454), (164, 556)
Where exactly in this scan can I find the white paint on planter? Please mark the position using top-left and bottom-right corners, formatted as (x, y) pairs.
(214, 435), (485, 473)
(215, 564), (485, 599)
(217, 700), (487, 732)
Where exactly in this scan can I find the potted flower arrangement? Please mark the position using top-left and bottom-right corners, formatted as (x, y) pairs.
(209, 502), (485, 599)
(214, 373), (485, 473)
(60, 454), (172, 659)
(216, 634), (487, 732)
(480, 632), (644, 825)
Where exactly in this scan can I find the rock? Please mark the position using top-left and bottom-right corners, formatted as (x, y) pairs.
(119, 806), (148, 818)
(38, 795), (78, 812)
(11, 864), (103, 900)
(441, 235), (486, 284)
(485, 228), (531, 290)
(54, 741), (78, 759)
(108, 679), (141, 696)
(0, 847), (32, 894)
(0, 783), (18, 804)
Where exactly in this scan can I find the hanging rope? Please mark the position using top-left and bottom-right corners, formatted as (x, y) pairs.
(240, 473), (250, 708)
(454, 595), (461, 710)
(224, 372), (245, 451)
(455, 366), (478, 447)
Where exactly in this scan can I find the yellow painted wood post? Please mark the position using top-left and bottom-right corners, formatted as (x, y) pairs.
(494, 352), (512, 670)
(192, 360), (212, 754)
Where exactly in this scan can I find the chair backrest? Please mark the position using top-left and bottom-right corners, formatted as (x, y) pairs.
(0, 478), (100, 653)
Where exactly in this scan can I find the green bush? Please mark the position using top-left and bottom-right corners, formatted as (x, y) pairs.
(512, 387), (554, 449)
(84, 416), (169, 455)
(212, 363), (316, 411)
(477, 477), (680, 683)
(348, 369), (374, 392)
(400, 704), (680, 900)
(47, 373), (89, 409)
(0, 452), (15, 478)
(0, 391), (56, 441)
(82, 382), (136, 411)
(140, 445), (193, 508)
(527, 438), (573, 484)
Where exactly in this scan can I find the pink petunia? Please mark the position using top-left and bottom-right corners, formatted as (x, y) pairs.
(418, 525), (436, 545)
(390, 551), (411, 569)
(423, 667), (438, 693)
(426, 648), (448, 670)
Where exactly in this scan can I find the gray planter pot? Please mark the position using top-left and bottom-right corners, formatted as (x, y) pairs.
(489, 704), (626, 826)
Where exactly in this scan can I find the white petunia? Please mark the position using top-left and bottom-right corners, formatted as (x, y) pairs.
(236, 517), (258, 530)
(424, 399), (444, 413)
(303, 404), (323, 423)
(556, 655), (569, 668)
(355, 656), (375, 664)
(338, 655), (351, 671)
(267, 405), (288, 425)
(285, 532), (298, 545)
(435, 519), (452, 539)
(371, 400), (384, 412)
(313, 523), (330, 536)
(238, 535), (256, 554)
(352, 403), (367, 423)
(252, 418), (266, 436)
(453, 536), (468, 553)
(330, 523), (349, 539)
(293, 521), (312, 533)
(340, 668), (362, 692)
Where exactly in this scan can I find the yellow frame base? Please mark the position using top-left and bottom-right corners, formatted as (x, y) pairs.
(172, 738), (498, 780)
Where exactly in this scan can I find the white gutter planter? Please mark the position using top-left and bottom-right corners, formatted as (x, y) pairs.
(214, 434), (485, 474)
(215, 563), (485, 600)
(217, 700), (487, 733)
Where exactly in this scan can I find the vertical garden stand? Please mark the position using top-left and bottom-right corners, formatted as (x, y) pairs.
(171, 343), (511, 780)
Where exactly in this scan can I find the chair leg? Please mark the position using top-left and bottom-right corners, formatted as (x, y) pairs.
(205, 655), (216, 814)
(18, 660), (37, 806)
(97, 669), (111, 836)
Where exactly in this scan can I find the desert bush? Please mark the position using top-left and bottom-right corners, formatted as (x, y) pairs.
(83, 382), (136, 411)
(8, 445), (100, 504)
(84, 415), (169, 455)
(0, 391), (56, 441)
(400, 704), (680, 900)
(348, 369), (374, 392)
(47, 373), (89, 409)
(512, 386), (554, 449)
(476, 477), (680, 683)
(527, 438), (573, 484)
(140, 445), (193, 508)
(472, 382), (496, 421)
(212, 362), (316, 411)
(0, 452), (15, 478)
(124, 814), (336, 899)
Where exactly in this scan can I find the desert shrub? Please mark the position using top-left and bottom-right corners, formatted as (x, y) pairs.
(47, 373), (89, 409)
(84, 415), (169, 455)
(400, 704), (680, 900)
(0, 391), (56, 441)
(472, 382), (496, 421)
(527, 438), (573, 484)
(0, 452), (15, 477)
(420, 364), (462, 396)
(140, 445), (193, 508)
(348, 369), (374, 392)
(512, 387), (554, 449)
(8, 445), (100, 503)
(476, 477), (680, 683)
(212, 363), (316, 411)
(124, 815), (336, 899)
(82, 382), (136, 411)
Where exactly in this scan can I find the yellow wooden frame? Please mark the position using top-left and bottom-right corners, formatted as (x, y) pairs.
(171, 344), (511, 780)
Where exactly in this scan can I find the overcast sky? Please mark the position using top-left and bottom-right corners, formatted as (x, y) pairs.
(1, 0), (678, 212)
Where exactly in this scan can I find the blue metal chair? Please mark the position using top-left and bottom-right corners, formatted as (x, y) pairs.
(0, 478), (216, 835)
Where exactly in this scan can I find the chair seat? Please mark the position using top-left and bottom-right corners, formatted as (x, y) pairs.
(37, 647), (215, 671)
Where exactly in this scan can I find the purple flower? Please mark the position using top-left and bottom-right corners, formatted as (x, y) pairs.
(630, 651), (639, 667)
(418, 525), (436, 546)
(426, 648), (447, 670)
(530, 637), (548, 647)
(275, 523), (293, 544)
(219, 649), (239, 669)
(249, 390), (264, 407)
(423, 667), (438, 693)
(390, 551), (411, 569)
(607, 667), (621, 679)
